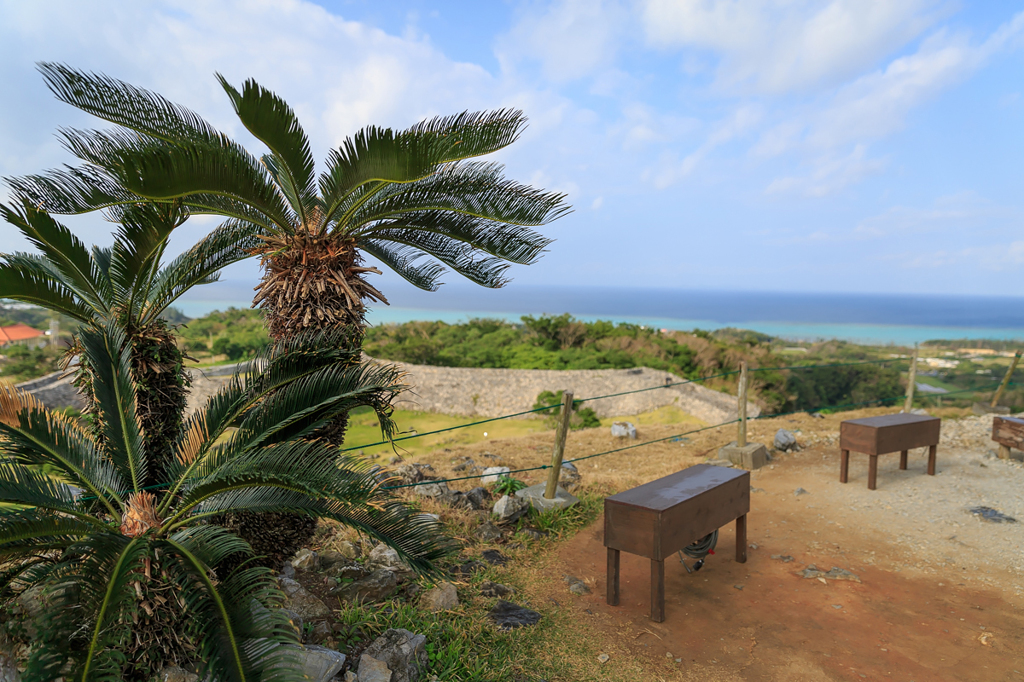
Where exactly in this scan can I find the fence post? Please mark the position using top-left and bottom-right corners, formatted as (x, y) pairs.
(737, 361), (748, 447)
(544, 390), (574, 500)
(903, 344), (919, 413)
(991, 350), (1022, 408)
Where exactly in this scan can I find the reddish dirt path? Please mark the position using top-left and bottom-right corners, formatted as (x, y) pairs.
(544, 513), (1023, 681)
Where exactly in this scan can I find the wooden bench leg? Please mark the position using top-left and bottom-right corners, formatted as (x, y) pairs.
(607, 548), (620, 606)
(840, 449), (849, 483)
(651, 559), (665, 623)
(927, 444), (937, 476)
(868, 455), (878, 490)
(899, 450), (908, 470)
(998, 444), (1011, 460)
(736, 514), (747, 563)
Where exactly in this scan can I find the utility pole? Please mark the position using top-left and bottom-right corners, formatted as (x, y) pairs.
(903, 343), (918, 413)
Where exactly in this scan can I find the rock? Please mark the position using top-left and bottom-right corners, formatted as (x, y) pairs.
(492, 494), (528, 524)
(480, 580), (514, 598)
(361, 628), (429, 682)
(563, 575), (590, 595)
(465, 487), (491, 510)
(331, 569), (399, 603)
(733, 584), (744, 590)
(597, 653), (610, 664)
(420, 582), (459, 612)
(297, 645), (347, 682)
(333, 540), (362, 560)
(358, 655), (392, 682)
(318, 550), (349, 568)
(771, 554), (794, 563)
(481, 452), (504, 463)
(280, 563), (296, 579)
(368, 544), (412, 572)
(774, 429), (797, 451)
(307, 620), (332, 644)
(414, 481), (450, 498)
(794, 487), (809, 496)
(159, 666), (197, 682)
(559, 462), (582, 489)
(279, 577), (331, 619)
(324, 563), (369, 582)
(393, 464), (425, 485)
(291, 548), (320, 571)
(481, 466), (511, 485)
(438, 490), (471, 509)
(611, 421), (637, 439)
(474, 522), (503, 542)
(521, 528), (545, 541)
(799, 564), (861, 583)
(487, 600), (541, 630)
(968, 506), (1017, 523)
(452, 457), (477, 473)
(282, 608), (304, 638)
(481, 549), (508, 566)
(455, 560), (486, 576)
(343, 672), (358, 682)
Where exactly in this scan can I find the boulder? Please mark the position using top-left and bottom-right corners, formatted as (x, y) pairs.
(465, 487), (491, 510)
(774, 429), (797, 451)
(331, 568), (399, 603)
(414, 481), (450, 498)
(481, 549), (507, 566)
(308, 620), (332, 645)
(323, 563), (368, 582)
(393, 464), (424, 486)
(559, 462), (581, 490)
(487, 600), (541, 630)
(419, 582), (459, 612)
(361, 628), (429, 682)
(318, 550), (349, 568)
(479, 580), (514, 598)
(332, 540), (362, 561)
(296, 645), (346, 682)
(159, 667), (196, 682)
(290, 548), (319, 571)
(279, 577), (331, 620)
(481, 466), (511, 485)
(368, 543), (412, 572)
(492, 494), (528, 524)
(611, 422), (637, 439)
(358, 654), (392, 682)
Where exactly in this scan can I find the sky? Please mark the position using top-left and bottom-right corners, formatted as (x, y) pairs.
(1, 0), (1023, 302)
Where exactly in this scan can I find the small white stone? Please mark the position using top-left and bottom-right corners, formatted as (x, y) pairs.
(481, 466), (511, 485)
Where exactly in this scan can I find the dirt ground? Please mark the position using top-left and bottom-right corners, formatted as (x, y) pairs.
(409, 408), (1024, 681)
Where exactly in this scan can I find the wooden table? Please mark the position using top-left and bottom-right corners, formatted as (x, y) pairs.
(604, 464), (749, 622)
(992, 416), (1024, 459)
(840, 413), (941, 490)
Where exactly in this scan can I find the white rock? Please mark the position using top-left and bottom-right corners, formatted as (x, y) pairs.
(357, 654), (392, 682)
(492, 494), (528, 523)
(611, 422), (636, 439)
(481, 466), (511, 485)
(367, 543), (412, 572)
(290, 548), (319, 571)
(420, 582), (459, 612)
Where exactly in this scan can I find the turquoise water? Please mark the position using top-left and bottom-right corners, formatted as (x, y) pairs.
(175, 284), (1024, 346)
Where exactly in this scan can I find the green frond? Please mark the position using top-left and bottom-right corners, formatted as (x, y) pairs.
(0, 257), (95, 322)
(0, 382), (126, 512)
(0, 201), (112, 315)
(183, 195), (275, 232)
(405, 108), (528, 164)
(161, 535), (302, 682)
(0, 509), (97, 557)
(5, 164), (137, 215)
(217, 75), (317, 223)
(145, 218), (262, 321)
(358, 240), (445, 291)
(39, 62), (221, 145)
(0, 465), (107, 526)
(361, 229), (513, 288)
(106, 202), (183, 305)
(77, 323), (147, 492)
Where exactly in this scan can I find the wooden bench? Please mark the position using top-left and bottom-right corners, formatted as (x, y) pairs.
(604, 464), (749, 622)
(992, 416), (1024, 459)
(840, 413), (941, 490)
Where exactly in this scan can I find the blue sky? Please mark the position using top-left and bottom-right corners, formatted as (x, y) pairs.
(1, 0), (1022, 300)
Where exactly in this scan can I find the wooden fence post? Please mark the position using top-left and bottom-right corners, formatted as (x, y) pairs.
(904, 344), (918, 413)
(991, 350), (1022, 408)
(737, 361), (748, 447)
(544, 390), (574, 500)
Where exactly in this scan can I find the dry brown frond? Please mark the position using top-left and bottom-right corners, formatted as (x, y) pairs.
(121, 492), (162, 537)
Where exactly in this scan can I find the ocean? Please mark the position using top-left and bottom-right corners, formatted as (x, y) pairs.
(176, 283), (1024, 346)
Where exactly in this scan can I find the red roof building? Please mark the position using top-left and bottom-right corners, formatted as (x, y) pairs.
(0, 323), (45, 347)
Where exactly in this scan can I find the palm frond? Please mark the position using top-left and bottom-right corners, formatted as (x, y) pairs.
(360, 229), (513, 288)
(145, 218), (262, 322)
(161, 534), (301, 682)
(180, 195), (276, 232)
(0, 201), (112, 315)
(0, 257), (95, 322)
(5, 164), (137, 214)
(217, 75), (317, 223)
(0, 509), (98, 557)
(77, 323), (147, 492)
(406, 108), (528, 164)
(0, 382), (125, 512)
(0, 464), (107, 526)
(358, 240), (445, 291)
(107, 202), (183, 308)
(39, 62), (221, 145)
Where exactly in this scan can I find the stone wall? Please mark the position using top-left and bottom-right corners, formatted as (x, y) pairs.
(22, 358), (757, 426)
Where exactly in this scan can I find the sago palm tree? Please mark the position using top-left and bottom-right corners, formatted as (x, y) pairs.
(9, 63), (571, 443)
(0, 198), (256, 489)
(0, 322), (447, 681)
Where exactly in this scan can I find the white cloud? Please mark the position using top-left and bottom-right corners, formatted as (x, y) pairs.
(496, 0), (627, 82)
(640, 0), (944, 94)
(765, 144), (886, 196)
